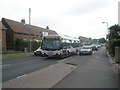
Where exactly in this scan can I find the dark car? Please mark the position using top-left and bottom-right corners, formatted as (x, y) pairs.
(90, 45), (98, 51)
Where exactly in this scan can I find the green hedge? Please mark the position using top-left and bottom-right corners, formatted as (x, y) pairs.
(109, 39), (120, 56)
(31, 40), (41, 51)
(15, 38), (41, 51)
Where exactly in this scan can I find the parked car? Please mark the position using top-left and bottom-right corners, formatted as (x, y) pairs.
(90, 44), (98, 51)
(79, 45), (92, 55)
(97, 44), (102, 48)
(34, 47), (42, 56)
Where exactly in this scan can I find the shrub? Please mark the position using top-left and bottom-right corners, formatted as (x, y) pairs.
(15, 38), (41, 51)
(109, 39), (120, 56)
(31, 40), (41, 51)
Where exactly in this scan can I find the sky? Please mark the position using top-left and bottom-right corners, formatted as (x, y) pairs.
(0, 0), (119, 39)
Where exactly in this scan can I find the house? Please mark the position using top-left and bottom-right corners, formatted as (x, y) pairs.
(1, 18), (58, 50)
(78, 36), (93, 46)
(0, 21), (6, 50)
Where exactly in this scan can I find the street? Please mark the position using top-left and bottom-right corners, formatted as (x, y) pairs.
(2, 46), (119, 88)
(2, 56), (62, 82)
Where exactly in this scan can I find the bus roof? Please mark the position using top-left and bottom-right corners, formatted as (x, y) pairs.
(43, 35), (79, 41)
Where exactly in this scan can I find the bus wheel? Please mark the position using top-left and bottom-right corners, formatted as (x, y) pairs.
(65, 53), (69, 57)
(67, 51), (70, 57)
(60, 55), (64, 59)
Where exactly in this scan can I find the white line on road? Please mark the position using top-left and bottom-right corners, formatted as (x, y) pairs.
(95, 57), (99, 59)
(2, 64), (10, 67)
(92, 51), (96, 54)
(17, 74), (27, 79)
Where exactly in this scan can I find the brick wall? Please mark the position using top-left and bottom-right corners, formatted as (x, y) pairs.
(2, 30), (6, 50)
(0, 30), (6, 50)
(14, 32), (41, 42)
(0, 22), (6, 51)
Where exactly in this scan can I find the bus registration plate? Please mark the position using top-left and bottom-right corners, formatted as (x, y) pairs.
(48, 51), (54, 57)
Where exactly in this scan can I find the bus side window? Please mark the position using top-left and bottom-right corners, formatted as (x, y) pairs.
(63, 46), (67, 49)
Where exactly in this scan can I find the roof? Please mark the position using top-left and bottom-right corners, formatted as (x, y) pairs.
(0, 21), (6, 31)
(79, 36), (92, 42)
(1, 18), (58, 36)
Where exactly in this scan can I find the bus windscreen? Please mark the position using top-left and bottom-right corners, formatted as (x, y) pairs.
(41, 39), (61, 50)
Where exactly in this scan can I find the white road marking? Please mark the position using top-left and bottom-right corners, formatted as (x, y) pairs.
(95, 56), (99, 59)
(92, 51), (96, 54)
(2, 64), (10, 67)
(17, 74), (27, 79)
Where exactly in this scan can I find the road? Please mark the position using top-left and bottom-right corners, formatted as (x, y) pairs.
(2, 46), (119, 88)
(53, 46), (119, 88)
(2, 56), (62, 82)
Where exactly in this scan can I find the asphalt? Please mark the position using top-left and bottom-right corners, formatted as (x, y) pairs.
(2, 56), (62, 82)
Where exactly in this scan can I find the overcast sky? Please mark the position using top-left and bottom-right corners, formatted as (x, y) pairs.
(0, 0), (119, 39)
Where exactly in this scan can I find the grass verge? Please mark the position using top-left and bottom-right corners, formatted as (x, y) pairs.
(1, 52), (33, 60)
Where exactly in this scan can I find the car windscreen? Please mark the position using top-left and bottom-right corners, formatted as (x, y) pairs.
(82, 46), (90, 49)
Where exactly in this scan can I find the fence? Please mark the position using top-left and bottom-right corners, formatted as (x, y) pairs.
(115, 47), (120, 63)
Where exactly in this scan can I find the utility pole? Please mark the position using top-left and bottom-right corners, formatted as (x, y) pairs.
(29, 8), (31, 52)
(118, 1), (120, 26)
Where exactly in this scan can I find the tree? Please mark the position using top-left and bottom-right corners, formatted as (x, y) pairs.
(108, 24), (120, 56)
(99, 38), (106, 43)
(109, 24), (120, 40)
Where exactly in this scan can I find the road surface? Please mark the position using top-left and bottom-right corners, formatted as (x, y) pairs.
(2, 56), (62, 82)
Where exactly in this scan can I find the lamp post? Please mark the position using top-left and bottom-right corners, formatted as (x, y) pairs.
(102, 22), (108, 29)
(102, 22), (109, 40)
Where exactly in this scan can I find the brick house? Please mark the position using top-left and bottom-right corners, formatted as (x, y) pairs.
(78, 36), (93, 46)
(0, 21), (6, 50)
(1, 18), (58, 50)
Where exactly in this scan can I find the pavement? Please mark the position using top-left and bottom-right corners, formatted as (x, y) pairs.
(107, 53), (120, 73)
(53, 46), (119, 88)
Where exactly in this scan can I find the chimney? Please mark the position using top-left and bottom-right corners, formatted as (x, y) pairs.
(21, 19), (25, 24)
(46, 26), (49, 29)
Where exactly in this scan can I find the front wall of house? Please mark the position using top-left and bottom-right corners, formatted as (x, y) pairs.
(0, 27), (6, 50)
(6, 28), (14, 50)
(14, 33), (41, 42)
(2, 30), (6, 50)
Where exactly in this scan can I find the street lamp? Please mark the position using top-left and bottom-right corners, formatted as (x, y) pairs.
(102, 22), (108, 29)
(102, 22), (109, 39)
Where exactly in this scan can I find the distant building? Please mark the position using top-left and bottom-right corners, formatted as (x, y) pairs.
(78, 36), (93, 46)
(0, 18), (58, 50)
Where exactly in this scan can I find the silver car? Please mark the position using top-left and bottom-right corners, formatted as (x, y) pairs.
(79, 46), (92, 55)
(34, 47), (42, 56)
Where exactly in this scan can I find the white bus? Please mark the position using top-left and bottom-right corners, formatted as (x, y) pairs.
(41, 35), (80, 58)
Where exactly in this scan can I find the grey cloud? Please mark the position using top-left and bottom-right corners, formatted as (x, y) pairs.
(67, 0), (111, 15)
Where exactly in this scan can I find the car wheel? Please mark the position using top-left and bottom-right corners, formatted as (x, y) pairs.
(34, 53), (37, 56)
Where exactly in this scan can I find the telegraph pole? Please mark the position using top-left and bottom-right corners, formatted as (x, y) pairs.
(29, 8), (31, 52)
(118, 1), (120, 26)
